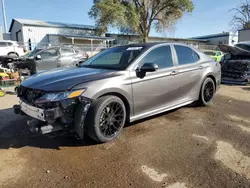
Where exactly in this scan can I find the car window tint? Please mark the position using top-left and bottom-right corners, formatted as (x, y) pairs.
(7, 42), (13, 46)
(39, 48), (58, 59)
(175, 45), (200, 65)
(141, 46), (173, 69)
(0, 42), (7, 47)
(95, 51), (123, 65)
(60, 48), (75, 56)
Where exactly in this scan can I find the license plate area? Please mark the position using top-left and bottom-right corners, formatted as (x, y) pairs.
(20, 101), (45, 121)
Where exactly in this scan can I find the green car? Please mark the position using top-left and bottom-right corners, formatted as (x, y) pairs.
(203, 50), (224, 62)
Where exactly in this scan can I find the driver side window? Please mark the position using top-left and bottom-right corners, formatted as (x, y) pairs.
(140, 46), (173, 69)
(39, 48), (58, 59)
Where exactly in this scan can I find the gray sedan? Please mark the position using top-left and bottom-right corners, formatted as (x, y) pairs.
(29, 45), (88, 71)
(15, 43), (221, 143)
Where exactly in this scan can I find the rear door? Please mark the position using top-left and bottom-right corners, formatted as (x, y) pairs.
(173, 45), (204, 102)
(35, 48), (59, 71)
(130, 45), (182, 118)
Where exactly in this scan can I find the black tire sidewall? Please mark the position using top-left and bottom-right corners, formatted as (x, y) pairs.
(200, 78), (215, 106)
(90, 96), (126, 142)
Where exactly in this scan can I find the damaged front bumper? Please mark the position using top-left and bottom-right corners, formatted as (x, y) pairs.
(14, 100), (63, 122)
(13, 97), (93, 139)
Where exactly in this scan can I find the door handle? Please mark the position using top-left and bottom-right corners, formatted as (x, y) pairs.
(198, 65), (204, 69)
(170, 70), (178, 76)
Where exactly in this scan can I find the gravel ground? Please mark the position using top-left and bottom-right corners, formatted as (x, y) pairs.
(0, 85), (250, 188)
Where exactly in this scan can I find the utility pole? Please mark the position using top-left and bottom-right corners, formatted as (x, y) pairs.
(1, 0), (7, 33)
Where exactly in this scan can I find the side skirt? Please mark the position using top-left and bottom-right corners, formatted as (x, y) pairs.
(129, 100), (194, 123)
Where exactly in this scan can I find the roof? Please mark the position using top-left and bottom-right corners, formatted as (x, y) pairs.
(191, 32), (231, 40)
(239, 28), (250, 31)
(48, 34), (115, 41)
(106, 33), (207, 43)
(62, 34), (115, 41)
(0, 40), (17, 43)
(110, 42), (194, 48)
(9, 18), (97, 32)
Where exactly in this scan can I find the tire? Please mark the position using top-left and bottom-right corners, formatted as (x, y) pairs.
(197, 77), (215, 106)
(8, 52), (18, 57)
(85, 96), (126, 143)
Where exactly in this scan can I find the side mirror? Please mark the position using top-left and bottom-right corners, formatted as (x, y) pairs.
(138, 63), (158, 72)
(35, 55), (42, 60)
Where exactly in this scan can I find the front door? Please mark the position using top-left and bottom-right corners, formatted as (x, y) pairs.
(35, 48), (59, 71)
(130, 45), (181, 119)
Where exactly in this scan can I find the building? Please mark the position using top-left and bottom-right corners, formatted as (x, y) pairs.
(8, 18), (226, 52)
(192, 32), (238, 46)
(8, 18), (114, 52)
(238, 29), (250, 42)
(106, 33), (208, 47)
(0, 25), (3, 40)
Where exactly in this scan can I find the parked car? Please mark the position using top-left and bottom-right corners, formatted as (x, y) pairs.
(0, 40), (25, 57)
(203, 50), (224, 62)
(14, 43), (221, 143)
(27, 45), (89, 72)
(0, 45), (89, 75)
(219, 42), (250, 85)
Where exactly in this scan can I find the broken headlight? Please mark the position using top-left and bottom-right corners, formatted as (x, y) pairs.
(35, 89), (86, 104)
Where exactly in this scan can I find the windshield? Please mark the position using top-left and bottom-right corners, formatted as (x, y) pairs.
(25, 48), (44, 57)
(81, 46), (145, 70)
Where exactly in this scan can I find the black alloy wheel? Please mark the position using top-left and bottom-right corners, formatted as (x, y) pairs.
(99, 101), (125, 137)
(203, 81), (214, 103)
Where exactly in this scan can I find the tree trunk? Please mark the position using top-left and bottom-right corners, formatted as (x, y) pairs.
(142, 32), (148, 43)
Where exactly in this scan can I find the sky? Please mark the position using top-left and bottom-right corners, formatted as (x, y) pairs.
(0, 0), (244, 38)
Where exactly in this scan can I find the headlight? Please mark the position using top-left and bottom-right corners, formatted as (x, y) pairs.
(35, 89), (86, 104)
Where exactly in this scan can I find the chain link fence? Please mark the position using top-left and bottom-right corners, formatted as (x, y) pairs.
(16, 41), (219, 57)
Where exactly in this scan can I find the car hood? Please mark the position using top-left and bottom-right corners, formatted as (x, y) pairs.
(21, 67), (117, 91)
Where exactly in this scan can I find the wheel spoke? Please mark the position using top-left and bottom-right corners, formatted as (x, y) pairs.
(99, 101), (125, 137)
(203, 81), (214, 103)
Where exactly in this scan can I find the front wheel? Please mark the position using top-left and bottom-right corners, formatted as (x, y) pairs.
(86, 96), (126, 143)
(198, 77), (215, 106)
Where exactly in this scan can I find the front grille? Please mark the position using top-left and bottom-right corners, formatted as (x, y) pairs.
(17, 86), (45, 104)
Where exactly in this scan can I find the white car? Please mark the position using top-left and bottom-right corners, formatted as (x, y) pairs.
(0, 40), (25, 57)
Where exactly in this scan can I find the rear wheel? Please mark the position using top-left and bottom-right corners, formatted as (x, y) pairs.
(198, 77), (215, 106)
(86, 96), (126, 143)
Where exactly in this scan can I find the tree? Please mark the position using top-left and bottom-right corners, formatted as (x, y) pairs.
(230, 0), (250, 32)
(89, 0), (194, 42)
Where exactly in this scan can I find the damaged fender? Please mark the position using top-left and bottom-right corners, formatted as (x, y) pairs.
(74, 97), (93, 139)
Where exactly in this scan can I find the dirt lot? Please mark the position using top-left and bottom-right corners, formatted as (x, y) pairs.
(0, 85), (250, 188)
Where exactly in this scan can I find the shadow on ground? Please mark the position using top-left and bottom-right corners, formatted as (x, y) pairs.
(0, 104), (184, 150)
(241, 86), (250, 91)
(0, 107), (100, 150)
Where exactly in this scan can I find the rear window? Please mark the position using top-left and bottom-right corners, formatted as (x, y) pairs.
(175, 45), (200, 65)
(60, 48), (75, 56)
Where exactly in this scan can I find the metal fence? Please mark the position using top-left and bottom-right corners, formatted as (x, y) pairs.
(17, 42), (110, 57)
(16, 41), (219, 57)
